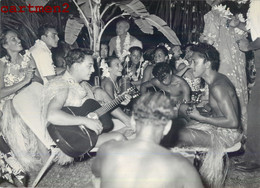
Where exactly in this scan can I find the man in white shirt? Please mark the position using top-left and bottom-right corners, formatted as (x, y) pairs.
(109, 19), (142, 62)
(30, 25), (59, 84)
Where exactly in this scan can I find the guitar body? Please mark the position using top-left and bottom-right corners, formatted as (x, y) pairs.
(47, 99), (114, 157)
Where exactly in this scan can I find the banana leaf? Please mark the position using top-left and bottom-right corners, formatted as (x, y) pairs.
(65, 18), (84, 45)
(133, 18), (153, 34)
(115, 0), (149, 18)
(145, 14), (181, 45)
(78, 0), (92, 19)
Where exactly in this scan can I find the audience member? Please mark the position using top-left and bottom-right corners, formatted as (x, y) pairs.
(91, 92), (203, 188)
(109, 19), (142, 62)
(30, 24), (60, 84)
(141, 45), (169, 86)
(0, 29), (42, 179)
(122, 46), (148, 88)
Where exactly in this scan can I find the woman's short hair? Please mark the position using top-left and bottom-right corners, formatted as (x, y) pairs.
(65, 48), (93, 67)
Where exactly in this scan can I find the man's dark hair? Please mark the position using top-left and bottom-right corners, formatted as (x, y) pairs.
(133, 92), (175, 125)
(65, 48), (93, 67)
(152, 62), (172, 82)
(37, 24), (56, 39)
(129, 46), (142, 54)
(191, 43), (220, 71)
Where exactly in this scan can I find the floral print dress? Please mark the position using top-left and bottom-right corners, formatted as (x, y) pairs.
(0, 50), (32, 185)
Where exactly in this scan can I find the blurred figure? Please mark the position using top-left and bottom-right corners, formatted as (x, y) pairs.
(92, 92), (203, 188)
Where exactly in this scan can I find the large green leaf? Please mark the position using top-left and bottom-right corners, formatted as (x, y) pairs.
(25, 0), (49, 7)
(65, 18), (84, 45)
(145, 14), (181, 45)
(115, 0), (149, 18)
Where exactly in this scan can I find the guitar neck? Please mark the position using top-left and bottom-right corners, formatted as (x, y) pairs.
(94, 95), (125, 117)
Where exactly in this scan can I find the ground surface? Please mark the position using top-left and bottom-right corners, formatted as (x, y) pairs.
(1, 153), (260, 188)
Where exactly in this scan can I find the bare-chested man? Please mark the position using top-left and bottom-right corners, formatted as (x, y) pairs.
(178, 43), (242, 187)
(179, 43), (242, 147)
(140, 62), (190, 103)
(91, 92), (203, 188)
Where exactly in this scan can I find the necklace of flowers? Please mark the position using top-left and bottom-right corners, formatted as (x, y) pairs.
(116, 32), (131, 62)
(109, 76), (120, 94)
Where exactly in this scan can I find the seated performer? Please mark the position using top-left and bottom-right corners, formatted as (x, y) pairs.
(91, 92), (203, 188)
(179, 43), (242, 187)
(141, 62), (190, 103)
(45, 49), (132, 159)
(109, 19), (142, 62)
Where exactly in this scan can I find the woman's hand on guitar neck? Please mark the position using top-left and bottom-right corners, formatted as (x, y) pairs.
(83, 118), (103, 135)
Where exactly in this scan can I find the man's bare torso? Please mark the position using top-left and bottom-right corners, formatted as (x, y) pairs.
(209, 73), (239, 118)
(98, 140), (201, 188)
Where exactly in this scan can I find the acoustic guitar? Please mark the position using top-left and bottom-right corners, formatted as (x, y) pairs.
(47, 87), (139, 157)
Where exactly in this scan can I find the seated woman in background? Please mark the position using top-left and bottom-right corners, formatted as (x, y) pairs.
(176, 44), (209, 103)
(0, 29), (42, 184)
(141, 45), (170, 91)
(122, 46), (148, 89)
(100, 56), (134, 134)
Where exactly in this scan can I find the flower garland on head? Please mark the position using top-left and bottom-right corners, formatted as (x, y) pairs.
(116, 32), (131, 62)
(100, 59), (110, 78)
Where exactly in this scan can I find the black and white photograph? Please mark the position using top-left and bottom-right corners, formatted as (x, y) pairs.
(0, 0), (259, 187)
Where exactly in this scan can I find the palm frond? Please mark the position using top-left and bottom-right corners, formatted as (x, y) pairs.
(145, 14), (181, 45)
(65, 18), (84, 45)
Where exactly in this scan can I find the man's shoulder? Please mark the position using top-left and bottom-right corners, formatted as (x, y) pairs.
(30, 40), (49, 54)
(212, 73), (234, 89)
(130, 35), (142, 48)
(98, 139), (121, 153)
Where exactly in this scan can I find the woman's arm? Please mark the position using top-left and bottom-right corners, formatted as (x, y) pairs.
(0, 61), (33, 99)
(102, 79), (115, 99)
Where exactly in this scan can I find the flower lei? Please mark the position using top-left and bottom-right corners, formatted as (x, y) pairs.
(116, 32), (131, 62)
(99, 59), (110, 78)
(212, 4), (232, 18)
